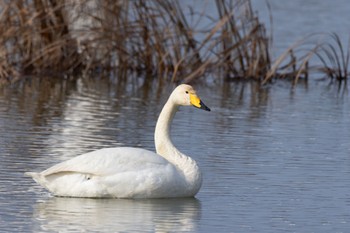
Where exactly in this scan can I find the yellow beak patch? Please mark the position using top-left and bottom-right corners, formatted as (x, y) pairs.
(189, 93), (211, 111)
(190, 94), (201, 108)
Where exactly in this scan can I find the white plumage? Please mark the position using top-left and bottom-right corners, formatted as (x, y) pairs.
(25, 84), (210, 198)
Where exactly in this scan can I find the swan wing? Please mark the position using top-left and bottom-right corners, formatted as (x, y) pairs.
(41, 147), (168, 177)
(26, 147), (186, 198)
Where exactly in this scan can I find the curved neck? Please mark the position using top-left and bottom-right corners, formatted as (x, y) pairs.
(154, 95), (202, 195)
(154, 99), (179, 160)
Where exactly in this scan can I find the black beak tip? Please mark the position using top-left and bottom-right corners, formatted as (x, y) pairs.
(200, 101), (211, 111)
(203, 105), (211, 111)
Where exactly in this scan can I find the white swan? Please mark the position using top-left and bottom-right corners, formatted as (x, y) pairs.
(25, 84), (210, 198)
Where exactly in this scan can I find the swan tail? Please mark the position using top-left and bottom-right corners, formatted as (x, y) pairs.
(25, 172), (49, 188)
(25, 171), (40, 179)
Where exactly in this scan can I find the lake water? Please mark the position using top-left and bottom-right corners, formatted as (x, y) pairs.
(252, 0), (350, 55)
(1, 1), (350, 232)
(1, 77), (349, 232)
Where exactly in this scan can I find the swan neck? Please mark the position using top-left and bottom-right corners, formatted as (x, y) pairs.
(154, 94), (202, 196)
(154, 99), (178, 156)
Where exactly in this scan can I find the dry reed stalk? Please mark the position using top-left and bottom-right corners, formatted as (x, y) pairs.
(261, 33), (323, 85)
(214, 0), (271, 81)
(0, 0), (274, 83)
(4, 0), (346, 86)
(268, 33), (350, 85)
(313, 33), (350, 81)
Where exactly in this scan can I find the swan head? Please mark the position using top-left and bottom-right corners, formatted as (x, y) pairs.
(171, 84), (211, 111)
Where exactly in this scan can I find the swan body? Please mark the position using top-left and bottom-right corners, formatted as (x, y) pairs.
(25, 84), (210, 198)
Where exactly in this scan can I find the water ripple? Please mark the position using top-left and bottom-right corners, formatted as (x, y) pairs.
(1, 79), (350, 232)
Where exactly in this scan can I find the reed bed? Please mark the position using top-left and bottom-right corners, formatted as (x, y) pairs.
(261, 33), (350, 85)
(0, 0), (348, 85)
(0, 0), (273, 83)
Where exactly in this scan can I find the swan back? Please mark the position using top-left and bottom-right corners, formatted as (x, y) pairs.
(26, 148), (195, 198)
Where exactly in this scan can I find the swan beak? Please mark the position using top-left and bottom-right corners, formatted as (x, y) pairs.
(190, 94), (211, 111)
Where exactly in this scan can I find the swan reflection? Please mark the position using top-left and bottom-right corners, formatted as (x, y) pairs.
(32, 197), (201, 232)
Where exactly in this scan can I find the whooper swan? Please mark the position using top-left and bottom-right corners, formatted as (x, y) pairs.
(25, 84), (210, 198)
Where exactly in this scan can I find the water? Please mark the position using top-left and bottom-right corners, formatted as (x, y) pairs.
(252, 0), (350, 55)
(0, 77), (349, 232)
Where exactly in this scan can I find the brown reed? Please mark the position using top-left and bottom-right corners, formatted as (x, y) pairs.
(0, 0), (347, 86)
(0, 0), (275, 83)
(314, 33), (349, 82)
(262, 33), (350, 85)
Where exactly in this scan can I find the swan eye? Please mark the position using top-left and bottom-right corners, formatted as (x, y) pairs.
(185, 91), (189, 94)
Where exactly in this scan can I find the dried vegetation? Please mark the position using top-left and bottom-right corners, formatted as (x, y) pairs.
(0, 0), (348, 85)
